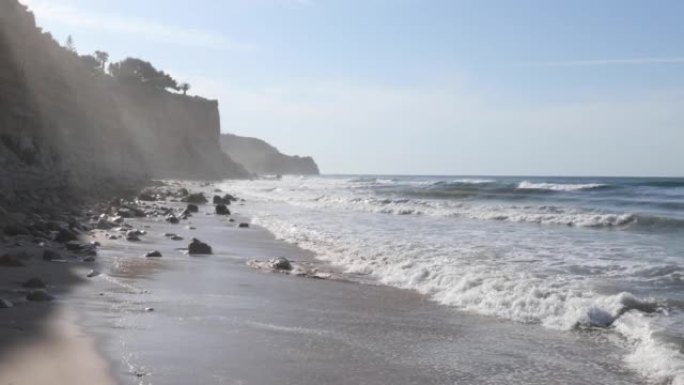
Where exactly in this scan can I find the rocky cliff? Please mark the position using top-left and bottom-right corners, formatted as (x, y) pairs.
(220, 133), (320, 176)
(0, 0), (248, 212)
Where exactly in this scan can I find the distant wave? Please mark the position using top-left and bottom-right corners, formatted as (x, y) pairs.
(631, 180), (684, 188)
(517, 181), (608, 192)
(432, 178), (495, 186)
(306, 194), (684, 231)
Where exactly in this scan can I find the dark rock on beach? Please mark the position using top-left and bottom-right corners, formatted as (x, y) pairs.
(145, 250), (162, 258)
(238, 223), (250, 228)
(26, 290), (54, 302)
(137, 191), (156, 201)
(54, 227), (78, 243)
(65, 241), (98, 256)
(3, 224), (30, 236)
(166, 215), (180, 224)
(183, 193), (208, 204)
(186, 204), (199, 213)
(126, 230), (141, 242)
(42, 249), (61, 261)
(87, 270), (100, 278)
(215, 204), (231, 215)
(0, 298), (13, 308)
(270, 257), (293, 271)
(188, 238), (212, 255)
(22, 277), (47, 289)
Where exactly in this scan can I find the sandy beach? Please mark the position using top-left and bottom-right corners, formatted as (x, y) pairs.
(0, 241), (116, 384)
(0, 181), (649, 385)
(0, 180), (661, 384)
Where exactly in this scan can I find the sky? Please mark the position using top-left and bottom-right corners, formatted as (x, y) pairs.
(20, 0), (684, 176)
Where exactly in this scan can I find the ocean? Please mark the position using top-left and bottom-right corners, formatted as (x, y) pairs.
(226, 175), (684, 385)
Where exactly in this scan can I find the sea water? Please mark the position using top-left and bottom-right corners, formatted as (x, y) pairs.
(225, 175), (684, 385)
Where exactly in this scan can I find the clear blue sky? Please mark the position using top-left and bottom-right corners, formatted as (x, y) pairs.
(21, 0), (684, 176)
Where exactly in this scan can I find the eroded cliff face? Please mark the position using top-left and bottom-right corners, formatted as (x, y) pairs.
(0, 0), (248, 210)
(220, 133), (320, 176)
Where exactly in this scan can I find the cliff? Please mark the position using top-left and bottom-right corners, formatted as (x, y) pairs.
(0, 0), (248, 211)
(220, 133), (320, 176)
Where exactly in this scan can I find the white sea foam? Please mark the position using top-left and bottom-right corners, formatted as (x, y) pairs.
(517, 181), (607, 191)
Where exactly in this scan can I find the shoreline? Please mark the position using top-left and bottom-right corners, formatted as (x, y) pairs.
(79, 181), (646, 384)
(0, 180), (652, 384)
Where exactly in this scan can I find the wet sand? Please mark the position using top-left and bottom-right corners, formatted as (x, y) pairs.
(0, 245), (117, 385)
(68, 182), (646, 385)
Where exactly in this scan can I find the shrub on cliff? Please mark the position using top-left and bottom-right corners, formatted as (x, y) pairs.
(109, 57), (179, 91)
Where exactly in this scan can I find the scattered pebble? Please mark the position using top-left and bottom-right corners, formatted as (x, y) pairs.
(0, 298), (14, 308)
(87, 270), (100, 278)
(145, 250), (162, 258)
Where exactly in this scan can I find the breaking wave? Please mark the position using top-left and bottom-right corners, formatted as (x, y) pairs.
(517, 181), (608, 191)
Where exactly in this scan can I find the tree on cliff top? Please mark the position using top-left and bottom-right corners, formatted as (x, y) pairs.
(179, 82), (191, 95)
(79, 54), (102, 74)
(64, 35), (76, 53)
(94, 50), (109, 71)
(109, 57), (178, 91)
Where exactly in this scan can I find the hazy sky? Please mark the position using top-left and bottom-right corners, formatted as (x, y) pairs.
(21, 0), (684, 176)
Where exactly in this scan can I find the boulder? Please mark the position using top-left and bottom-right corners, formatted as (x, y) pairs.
(137, 192), (156, 202)
(111, 216), (125, 224)
(166, 215), (180, 224)
(125, 230), (141, 242)
(186, 204), (199, 213)
(42, 249), (61, 261)
(223, 193), (238, 202)
(54, 228), (78, 243)
(270, 257), (292, 271)
(170, 235), (183, 241)
(145, 250), (162, 258)
(238, 223), (250, 228)
(96, 218), (112, 230)
(182, 193), (207, 204)
(215, 204), (231, 215)
(22, 277), (47, 289)
(188, 238), (212, 255)
(0, 254), (24, 267)
(3, 224), (29, 236)
(86, 270), (100, 278)
(65, 241), (97, 256)
(26, 290), (54, 302)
